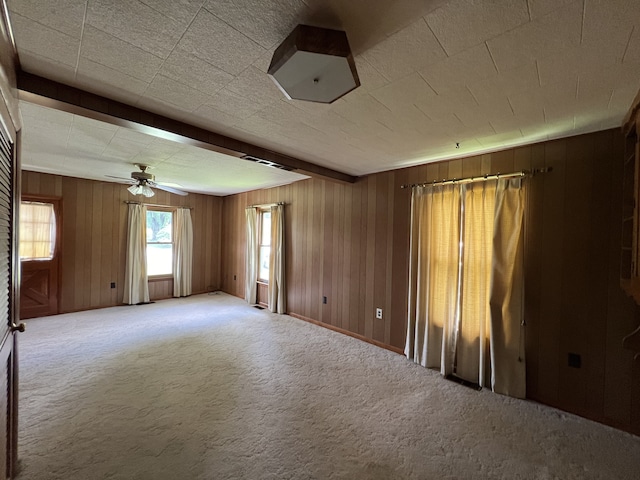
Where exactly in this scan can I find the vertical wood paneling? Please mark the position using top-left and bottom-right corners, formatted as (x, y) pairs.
(116, 186), (128, 304)
(438, 162), (449, 180)
(82, 180), (93, 308)
(365, 176), (376, 339)
(330, 183), (342, 327)
(194, 194), (205, 292)
(60, 177), (75, 311)
(586, 131), (614, 417)
(448, 158), (462, 178)
(391, 169), (411, 348)
(342, 183), (352, 331)
(321, 182), (333, 324)
(74, 179), (87, 309)
(205, 198), (213, 291)
(604, 133), (638, 428)
(219, 129), (640, 435)
(558, 136), (593, 413)
(491, 149), (515, 174)
(21, 172), (223, 311)
(303, 181), (312, 316)
(357, 180), (368, 336)
(349, 182), (362, 334)
(237, 193), (246, 297)
(384, 173), (395, 346)
(462, 155), (482, 177)
(100, 185), (114, 307)
(426, 162), (439, 181)
(90, 183), (103, 307)
(537, 139), (567, 405)
(311, 180), (322, 320)
(372, 174), (388, 343)
(522, 144), (545, 400)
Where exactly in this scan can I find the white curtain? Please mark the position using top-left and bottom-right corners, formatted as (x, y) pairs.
(268, 204), (286, 313)
(173, 208), (193, 298)
(19, 202), (56, 260)
(123, 204), (149, 305)
(245, 207), (258, 304)
(405, 178), (526, 398)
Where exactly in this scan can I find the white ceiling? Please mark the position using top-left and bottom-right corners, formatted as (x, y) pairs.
(18, 101), (309, 196)
(7, 0), (640, 193)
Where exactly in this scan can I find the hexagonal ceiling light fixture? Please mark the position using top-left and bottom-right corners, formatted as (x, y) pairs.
(268, 25), (360, 104)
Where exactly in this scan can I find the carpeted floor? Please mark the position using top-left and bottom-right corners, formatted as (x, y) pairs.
(16, 293), (640, 479)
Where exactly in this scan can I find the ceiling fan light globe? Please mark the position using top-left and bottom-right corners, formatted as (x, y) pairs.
(141, 185), (155, 197)
(127, 184), (140, 195)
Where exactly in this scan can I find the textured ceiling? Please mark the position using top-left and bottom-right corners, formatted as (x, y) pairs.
(18, 101), (309, 196)
(7, 0), (640, 192)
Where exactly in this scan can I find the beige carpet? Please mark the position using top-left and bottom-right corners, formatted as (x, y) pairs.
(16, 293), (640, 479)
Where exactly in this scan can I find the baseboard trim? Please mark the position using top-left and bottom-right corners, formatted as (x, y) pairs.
(214, 290), (406, 356)
(57, 289), (212, 315)
(288, 313), (404, 356)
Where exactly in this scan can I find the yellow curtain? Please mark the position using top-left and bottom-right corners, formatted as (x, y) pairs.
(20, 202), (56, 260)
(406, 178), (526, 398)
(406, 184), (461, 374)
(489, 178), (526, 397)
(457, 181), (495, 387)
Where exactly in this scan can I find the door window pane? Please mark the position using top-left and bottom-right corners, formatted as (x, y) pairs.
(20, 202), (56, 260)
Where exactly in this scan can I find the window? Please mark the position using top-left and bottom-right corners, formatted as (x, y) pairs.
(146, 209), (173, 276)
(20, 201), (56, 260)
(258, 210), (271, 282)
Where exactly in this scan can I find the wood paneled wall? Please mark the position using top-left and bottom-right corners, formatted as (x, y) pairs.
(21, 171), (223, 312)
(221, 129), (640, 435)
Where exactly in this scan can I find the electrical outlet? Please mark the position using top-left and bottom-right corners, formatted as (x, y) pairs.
(233, 275), (237, 281)
(110, 282), (116, 289)
(376, 308), (383, 320)
(323, 296), (327, 304)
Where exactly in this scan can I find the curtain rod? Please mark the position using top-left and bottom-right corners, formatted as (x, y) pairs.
(247, 202), (285, 208)
(125, 201), (193, 209)
(400, 167), (552, 189)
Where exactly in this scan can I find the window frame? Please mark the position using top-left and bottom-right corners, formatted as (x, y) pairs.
(145, 207), (175, 279)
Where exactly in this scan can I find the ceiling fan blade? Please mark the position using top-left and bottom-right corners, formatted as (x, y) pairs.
(152, 182), (188, 196)
(105, 175), (135, 183)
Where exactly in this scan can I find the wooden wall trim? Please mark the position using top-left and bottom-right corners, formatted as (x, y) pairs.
(17, 72), (356, 184)
(288, 312), (405, 356)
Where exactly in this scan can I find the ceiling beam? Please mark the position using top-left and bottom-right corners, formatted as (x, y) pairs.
(17, 71), (357, 184)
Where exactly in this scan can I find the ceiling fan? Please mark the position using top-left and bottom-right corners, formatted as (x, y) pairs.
(106, 164), (188, 197)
